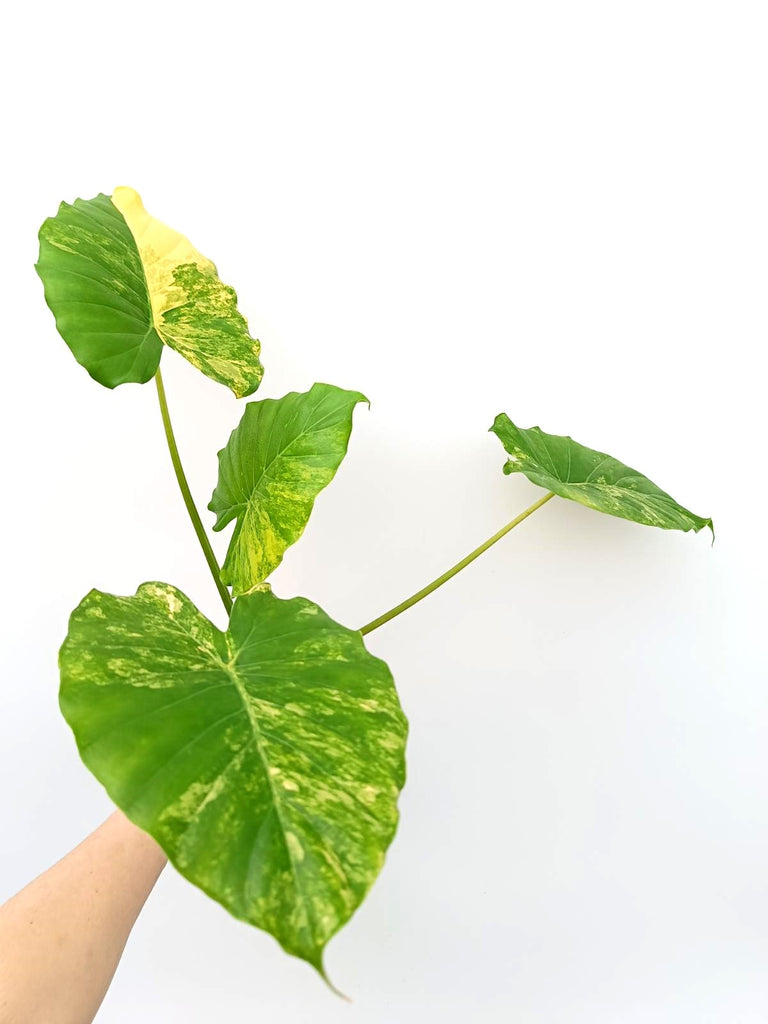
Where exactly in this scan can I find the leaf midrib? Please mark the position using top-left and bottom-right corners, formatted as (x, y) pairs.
(222, 639), (316, 949)
(222, 396), (354, 518)
(535, 474), (683, 508)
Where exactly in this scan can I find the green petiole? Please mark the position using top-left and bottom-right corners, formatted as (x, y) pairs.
(360, 490), (555, 635)
(154, 368), (233, 617)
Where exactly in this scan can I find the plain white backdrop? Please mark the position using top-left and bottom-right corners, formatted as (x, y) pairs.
(1, 2), (766, 1020)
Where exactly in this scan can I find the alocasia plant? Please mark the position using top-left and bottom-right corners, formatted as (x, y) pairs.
(36, 187), (713, 993)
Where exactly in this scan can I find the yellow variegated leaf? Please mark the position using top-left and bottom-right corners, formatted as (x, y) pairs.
(37, 189), (264, 396)
(491, 415), (713, 536)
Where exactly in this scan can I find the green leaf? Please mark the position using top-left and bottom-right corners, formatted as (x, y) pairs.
(209, 383), (367, 596)
(36, 194), (163, 387)
(491, 415), (713, 536)
(36, 188), (263, 396)
(59, 582), (407, 977)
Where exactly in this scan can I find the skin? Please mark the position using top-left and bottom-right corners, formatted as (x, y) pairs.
(0, 811), (166, 1024)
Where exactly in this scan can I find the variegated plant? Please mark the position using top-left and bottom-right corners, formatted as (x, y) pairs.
(36, 187), (713, 994)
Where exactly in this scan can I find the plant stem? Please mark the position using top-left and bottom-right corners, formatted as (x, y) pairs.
(359, 490), (555, 636)
(154, 369), (233, 617)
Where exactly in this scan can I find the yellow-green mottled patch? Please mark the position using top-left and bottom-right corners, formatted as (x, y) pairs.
(210, 384), (367, 595)
(59, 583), (407, 976)
(36, 194), (163, 388)
(158, 263), (263, 398)
(491, 415), (713, 537)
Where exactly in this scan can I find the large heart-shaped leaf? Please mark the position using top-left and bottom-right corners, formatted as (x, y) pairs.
(36, 188), (263, 396)
(59, 582), (407, 977)
(209, 383), (367, 596)
(491, 415), (713, 535)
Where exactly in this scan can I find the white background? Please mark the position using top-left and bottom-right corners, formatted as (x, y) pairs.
(1, 2), (766, 1021)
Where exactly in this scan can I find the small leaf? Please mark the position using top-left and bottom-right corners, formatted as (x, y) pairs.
(209, 383), (367, 595)
(36, 188), (263, 396)
(491, 414), (713, 536)
(59, 582), (407, 976)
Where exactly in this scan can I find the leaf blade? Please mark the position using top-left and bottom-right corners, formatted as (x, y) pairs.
(491, 414), (713, 536)
(209, 383), (367, 595)
(59, 582), (407, 972)
(36, 194), (162, 387)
